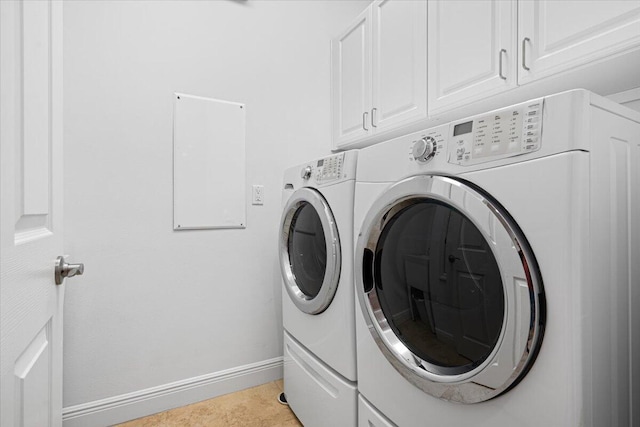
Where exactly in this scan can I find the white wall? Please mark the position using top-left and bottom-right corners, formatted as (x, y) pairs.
(62, 0), (367, 424)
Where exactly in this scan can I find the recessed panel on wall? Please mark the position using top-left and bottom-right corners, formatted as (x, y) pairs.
(173, 93), (246, 230)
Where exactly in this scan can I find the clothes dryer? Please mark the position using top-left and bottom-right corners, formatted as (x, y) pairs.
(279, 151), (358, 426)
(353, 90), (639, 427)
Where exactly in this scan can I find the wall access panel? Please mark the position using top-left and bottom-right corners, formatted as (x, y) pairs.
(173, 93), (246, 230)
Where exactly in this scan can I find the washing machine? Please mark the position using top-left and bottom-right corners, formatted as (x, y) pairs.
(279, 151), (358, 426)
(353, 89), (639, 427)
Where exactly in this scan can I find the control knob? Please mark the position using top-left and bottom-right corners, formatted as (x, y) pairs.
(301, 165), (312, 180)
(412, 136), (437, 163)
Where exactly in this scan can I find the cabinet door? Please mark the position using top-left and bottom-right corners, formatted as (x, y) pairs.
(518, 1), (640, 84)
(372, 0), (427, 131)
(331, 7), (372, 148)
(427, 0), (516, 115)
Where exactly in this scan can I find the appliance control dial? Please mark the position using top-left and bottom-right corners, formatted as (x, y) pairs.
(301, 165), (312, 180)
(412, 136), (437, 163)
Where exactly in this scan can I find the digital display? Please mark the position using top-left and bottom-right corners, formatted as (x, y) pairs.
(317, 159), (324, 167)
(453, 121), (473, 136)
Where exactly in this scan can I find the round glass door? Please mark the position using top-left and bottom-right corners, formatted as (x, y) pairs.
(280, 187), (341, 315)
(376, 200), (505, 375)
(356, 175), (545, 403)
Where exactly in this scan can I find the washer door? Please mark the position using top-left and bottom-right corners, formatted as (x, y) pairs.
(356, 175), (545, 403)
(280, 187), (341, 315)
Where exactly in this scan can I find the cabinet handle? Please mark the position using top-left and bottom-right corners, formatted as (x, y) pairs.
(499, 49), (507, 80)
(522, 37), (531, 71)
(362, 111), (369, 131)
(371, 108), (377, 128)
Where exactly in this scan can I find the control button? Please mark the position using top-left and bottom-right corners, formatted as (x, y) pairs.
(412, 136), (437, 163)
(301, 166), (312, 180)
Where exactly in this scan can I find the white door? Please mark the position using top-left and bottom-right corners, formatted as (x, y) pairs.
(518, 0), (640, 84)
(1, 1), (66, 426)
(427, 0), (516, 115)
(372, 0), (427, 131)
(331, 7), (372, 148)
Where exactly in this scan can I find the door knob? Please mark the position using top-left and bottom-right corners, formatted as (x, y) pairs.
(55, 256), (84, 285)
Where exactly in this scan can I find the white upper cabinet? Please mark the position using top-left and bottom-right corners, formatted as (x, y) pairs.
(331, 7), (372, 145)
(428, 0), (640, 115)
(334, 0), (640, 149)
(428, 0), (517, 115)
(372, 0), (427, 132)
(518, 1), (640, 84)
(332, 0), (427, 149)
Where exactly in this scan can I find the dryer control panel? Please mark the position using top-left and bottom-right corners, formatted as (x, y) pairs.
(448, 99), (543, 166)
(315, 152), (345, 184)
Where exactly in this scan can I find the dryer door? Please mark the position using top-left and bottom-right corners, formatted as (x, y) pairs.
(356, 175), (545, 403)
(280, 187), (341, 315)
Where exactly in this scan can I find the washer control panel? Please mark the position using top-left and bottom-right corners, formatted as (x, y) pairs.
(315, 152), (345, 184)
(448, 99), (543, 166)
(409, 131), (445, 164)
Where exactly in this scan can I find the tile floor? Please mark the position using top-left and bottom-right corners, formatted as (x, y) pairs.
(116, 380), (302, 427)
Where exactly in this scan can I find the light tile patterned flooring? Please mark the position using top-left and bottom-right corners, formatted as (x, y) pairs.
(116, 380), (302, 427)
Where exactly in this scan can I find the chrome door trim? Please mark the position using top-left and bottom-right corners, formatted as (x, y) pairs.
(355, 175), (545, 403)
(280, 187), (341, 315)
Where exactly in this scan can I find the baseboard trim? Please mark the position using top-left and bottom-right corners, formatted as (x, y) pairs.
(62, 357), (283, 427)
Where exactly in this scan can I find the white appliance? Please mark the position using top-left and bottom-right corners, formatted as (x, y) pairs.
(353, 89), (639, 427)
(279, 151), (358, 426)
